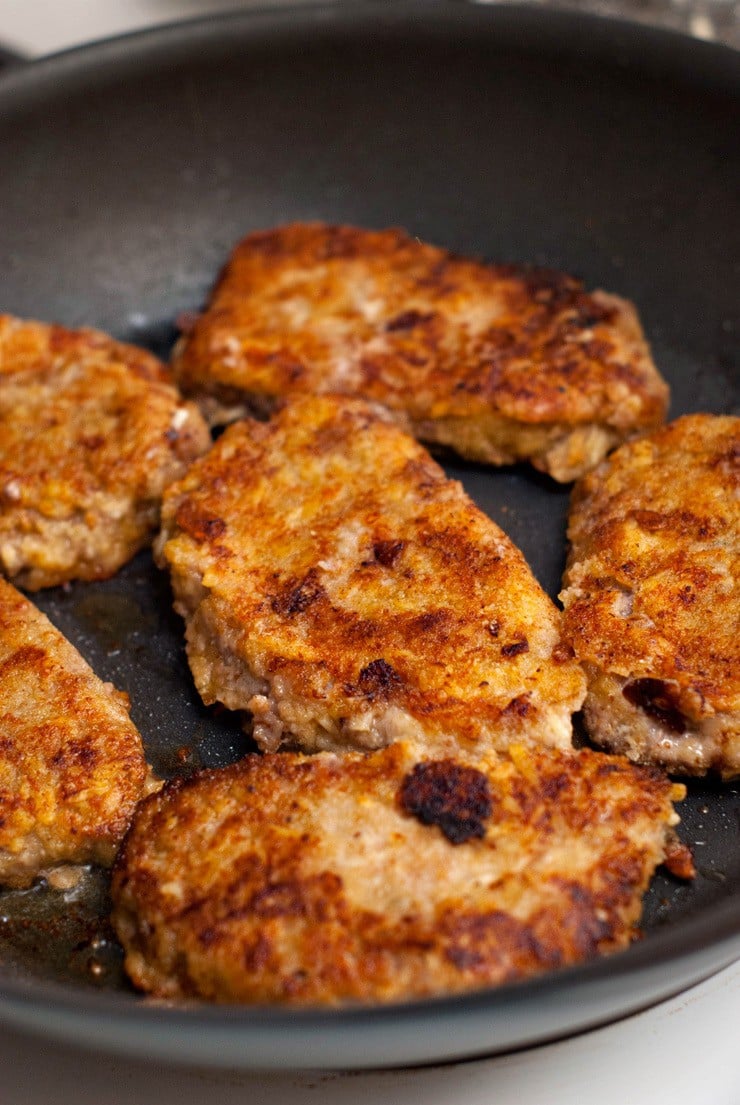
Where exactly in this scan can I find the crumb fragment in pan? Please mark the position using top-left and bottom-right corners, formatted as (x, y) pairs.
(0, 314), (211, 590)
(170, 222), (669, 481)
(155, 394), (586, 762)
(0, 577), (157, 889)
(110, 741), (688, 1005)
(560, 413), (740, 779)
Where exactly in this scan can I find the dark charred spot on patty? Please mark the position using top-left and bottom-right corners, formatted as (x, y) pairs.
(399, 760), (493, 844)
(503, 265), (582, 310)
(501, 637), (529, 658)
(567, 297), (617, 330)
(51, 740), (99, 770)
(174, 499), (227, 543)
(502, 694), (531, 718)
(385, 310), (435, 332)
(247, 880), (309, 919)
(662, 835), (696, 880)
(632, 508), (716, 541)
(552, 641), (576, 663)
(623, 678), (687, 734)
(408, 609), (451, 636)
(271, 573), (325, 617)
(356, 658), (403, 701)
(372, 539), (405, 567)
(677, 584), (697, 607)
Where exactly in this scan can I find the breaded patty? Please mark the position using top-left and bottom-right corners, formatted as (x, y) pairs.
(171, 223), (668, 481)
(156, 395), (586, 760)
(0, 314), (211, 590)
(0, 577), (154, 888)
(111, 741), (687, 1004)
(561, 414), (740, 779)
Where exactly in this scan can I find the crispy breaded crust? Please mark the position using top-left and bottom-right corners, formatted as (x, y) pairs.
(171, 223), (668, 481)
(111, 742), (685, 1004)
(0, 315), (211, 590)
(156, 395), (586, 760)
(561, 414), (740, 778)
(0, 577), (153, 888)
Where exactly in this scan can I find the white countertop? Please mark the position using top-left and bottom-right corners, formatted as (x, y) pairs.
(0, 4), (738, 1103)
(0, 0), (331, 58)
(0, 0), (737, 57)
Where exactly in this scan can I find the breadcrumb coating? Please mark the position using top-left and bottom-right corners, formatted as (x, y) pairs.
(156, 394), (586, 760)
(561, 414), (740, 778)
(172, 223), (668, 481)
(111, 741), (685, 1004)
(0, 314), (211, 589)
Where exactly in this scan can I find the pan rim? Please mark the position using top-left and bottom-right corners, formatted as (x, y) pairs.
(0, 898), (737, 1069)
(0, 0), (738, 102)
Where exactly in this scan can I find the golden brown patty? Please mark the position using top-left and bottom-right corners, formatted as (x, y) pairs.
(561, 414), (740, 778)
(156, 394), (586, 760)
(0, 577), (154, 888)
(171, 223), (669, 481)
(0, 314), (211, 590)
(111, 741), (686, 1004)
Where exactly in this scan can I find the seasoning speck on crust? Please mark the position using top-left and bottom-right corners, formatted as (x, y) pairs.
(0, 577), (155, 888)
(155, 394), (586, 761)
(0, 314), (212, 590)
(561, 414), (740, 778)
(111, 741), (686, 1005)
(171, 223), (669, 481)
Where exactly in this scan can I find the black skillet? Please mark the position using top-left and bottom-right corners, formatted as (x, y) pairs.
(0, 0), (738, 1070)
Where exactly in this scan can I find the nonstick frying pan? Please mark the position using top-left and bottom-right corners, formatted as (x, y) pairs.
(0, 0), (738, 1070)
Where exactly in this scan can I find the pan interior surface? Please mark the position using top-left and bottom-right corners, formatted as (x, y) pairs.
(0, 0), (738, 1069)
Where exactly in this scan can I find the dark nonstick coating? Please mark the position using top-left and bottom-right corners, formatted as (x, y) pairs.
(0, 0), (737, 1068)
